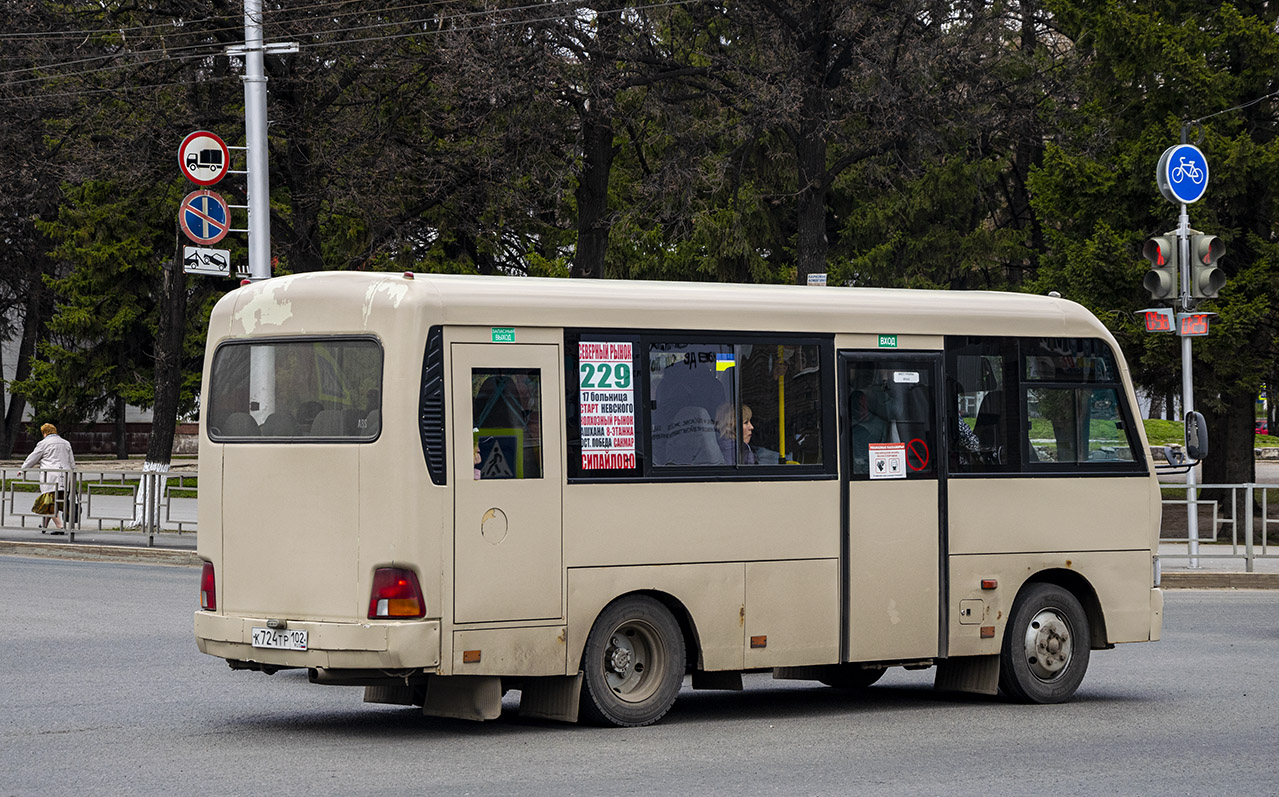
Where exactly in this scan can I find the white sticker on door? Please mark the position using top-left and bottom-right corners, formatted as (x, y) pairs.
(868, 442), (907, 479)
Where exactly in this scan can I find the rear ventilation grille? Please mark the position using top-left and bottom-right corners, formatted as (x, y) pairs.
(419, 325), (446, 485)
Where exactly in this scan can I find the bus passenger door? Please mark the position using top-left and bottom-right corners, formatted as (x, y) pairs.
(841, 352), (944, 663)
(450, 343), (563, 624)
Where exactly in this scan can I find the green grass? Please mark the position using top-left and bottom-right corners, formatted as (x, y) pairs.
(2, 475), (198, 496)
(1143, 419), (1279, 447)
(1143, 419), (1188, 447)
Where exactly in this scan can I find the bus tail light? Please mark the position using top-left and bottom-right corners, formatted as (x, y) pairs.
(368, 568), (425, 619)
(200, 562), (217, 611)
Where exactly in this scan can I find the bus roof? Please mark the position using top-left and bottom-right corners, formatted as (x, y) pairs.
(214, 271), (1116, 342)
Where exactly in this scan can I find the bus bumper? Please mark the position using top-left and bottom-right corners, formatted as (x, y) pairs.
(194, 612), (441, 670)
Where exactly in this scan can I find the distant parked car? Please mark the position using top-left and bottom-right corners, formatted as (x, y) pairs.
(1256, 420), (1269, 435)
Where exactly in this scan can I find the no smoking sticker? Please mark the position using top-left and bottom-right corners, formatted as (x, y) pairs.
(906, 438), (930, 471)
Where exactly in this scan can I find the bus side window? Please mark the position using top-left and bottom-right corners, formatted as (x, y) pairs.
(473, 369), (543, 479)
(945, 339), (1009, 473)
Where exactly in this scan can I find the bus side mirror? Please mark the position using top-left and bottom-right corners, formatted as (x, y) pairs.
(1184, 411), (1208, 461)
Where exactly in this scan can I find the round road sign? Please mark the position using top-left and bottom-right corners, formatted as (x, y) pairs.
(179, 190), (230, 245)
(1156, 144), (1209, 205)
(179, 130), (230, 186)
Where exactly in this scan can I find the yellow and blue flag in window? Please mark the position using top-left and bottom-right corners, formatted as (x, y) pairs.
(716, 352), (736, 371)
(315, 344), (353, 406)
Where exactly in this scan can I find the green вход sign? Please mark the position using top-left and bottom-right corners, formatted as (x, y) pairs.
(878, 334), (898, 348)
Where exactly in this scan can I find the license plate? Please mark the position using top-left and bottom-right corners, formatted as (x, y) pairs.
(251, 627), (308, 651)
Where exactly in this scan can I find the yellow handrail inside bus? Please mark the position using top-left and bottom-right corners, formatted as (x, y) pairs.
(777, 346), (786, 461)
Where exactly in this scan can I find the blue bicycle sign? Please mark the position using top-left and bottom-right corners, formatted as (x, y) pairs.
(1157, 144), (1209, 204)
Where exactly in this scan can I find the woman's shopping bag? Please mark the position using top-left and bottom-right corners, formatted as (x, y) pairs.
(32, 492), (56, 515)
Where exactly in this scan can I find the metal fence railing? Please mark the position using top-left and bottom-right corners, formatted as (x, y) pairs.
(1158, 481), (1278, 572)
(4, 465), (1275, 567)
(1, 466), (198, 547)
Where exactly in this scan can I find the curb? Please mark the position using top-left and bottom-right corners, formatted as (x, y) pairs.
(0, 540), (200, 567)
(1160, 571), (1279, 589)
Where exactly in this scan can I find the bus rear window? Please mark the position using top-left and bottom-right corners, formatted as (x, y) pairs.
(207, 338), (383, 441)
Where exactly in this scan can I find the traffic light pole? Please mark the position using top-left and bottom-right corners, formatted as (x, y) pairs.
(1178, 202), (1200, 568)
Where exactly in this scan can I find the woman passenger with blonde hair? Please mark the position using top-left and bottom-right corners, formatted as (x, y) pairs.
(21, 423), (76, 534)
(714, 403), (757, 465)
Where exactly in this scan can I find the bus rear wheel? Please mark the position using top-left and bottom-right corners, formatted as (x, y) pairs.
(999, 583), (1090, 704)
(580, 595), (685, 727)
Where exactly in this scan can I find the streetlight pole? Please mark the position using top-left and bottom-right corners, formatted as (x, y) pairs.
(242, 0), (270, 282)
(228, 1), (296, 422)
(228, 0), (296, 282)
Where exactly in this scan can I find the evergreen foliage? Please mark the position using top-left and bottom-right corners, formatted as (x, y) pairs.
(0, 0), (1276, 473)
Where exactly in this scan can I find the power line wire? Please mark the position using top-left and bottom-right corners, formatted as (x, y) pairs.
(286, 0), (698, 52)
(0, 0), (473, 75)
(1, 0), (701, 90)
(0, 0), (440, 41)
(0, 75), (240, 102)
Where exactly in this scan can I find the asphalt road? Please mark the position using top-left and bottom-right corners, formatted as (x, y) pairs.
(2, 556), (1276, 796)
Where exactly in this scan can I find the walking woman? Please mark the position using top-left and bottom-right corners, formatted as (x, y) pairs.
(22, 423), (76, 534)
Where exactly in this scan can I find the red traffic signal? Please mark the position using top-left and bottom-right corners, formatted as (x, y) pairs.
(1142, 234), (1178, 301)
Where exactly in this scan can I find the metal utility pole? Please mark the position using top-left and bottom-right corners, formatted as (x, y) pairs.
(228, 1), (296, 422)
(243, 0), (270, 281)
(228, 0), (296, 281)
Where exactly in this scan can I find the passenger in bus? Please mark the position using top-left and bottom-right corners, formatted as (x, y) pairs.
(715, 403), (757, 465)
(950, 380), (981, 455)
(850, 388), (888, 438)
(295, 401), (323, 433)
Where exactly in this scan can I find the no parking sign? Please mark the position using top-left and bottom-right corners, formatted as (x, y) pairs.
(178, 190), (230, 246)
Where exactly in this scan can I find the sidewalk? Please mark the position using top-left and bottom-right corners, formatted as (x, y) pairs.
(0, 524), (199, 567)
(1157, 542), (1279, 588)
(0, 522), (1274, 588)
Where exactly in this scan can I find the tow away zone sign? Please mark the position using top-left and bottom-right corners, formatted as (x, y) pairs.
(183, 246), (243, 277)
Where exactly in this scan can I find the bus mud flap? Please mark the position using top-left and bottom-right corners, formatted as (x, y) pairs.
(363, 684), (424, 706)
(934, 654), (999, 696)
(518, 673), (583, 723)
(422, 675), (503, 721)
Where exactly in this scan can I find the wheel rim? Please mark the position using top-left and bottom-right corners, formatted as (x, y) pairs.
(602, 619), (666, 704)
(1023, 608), (1073, 682)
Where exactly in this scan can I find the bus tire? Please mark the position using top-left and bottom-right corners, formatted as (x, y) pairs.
(579, 595), (685, 727)
(820, 665), (885, 690)
(999, 582), (1090, 704)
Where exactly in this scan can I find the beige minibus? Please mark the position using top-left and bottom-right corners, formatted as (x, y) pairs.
(194, 272), (1162, 726)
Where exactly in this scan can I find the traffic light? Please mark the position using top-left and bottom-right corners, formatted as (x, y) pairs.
(1188, 233), (1226, 300)
(1142, 234), (1178, 301)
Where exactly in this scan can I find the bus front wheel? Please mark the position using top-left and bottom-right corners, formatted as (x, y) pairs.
(999, 583), (1090, 704)
(580, 595), (685, 727)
